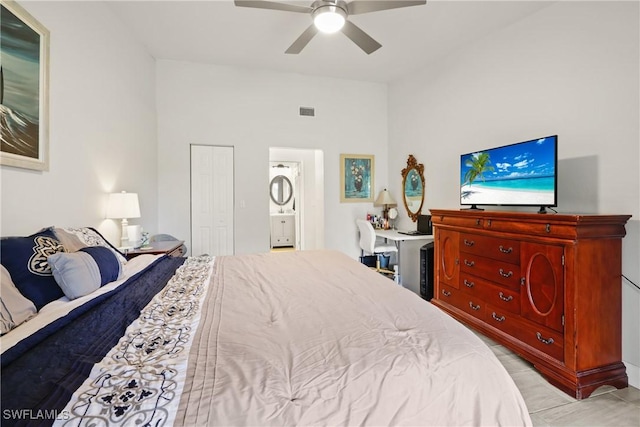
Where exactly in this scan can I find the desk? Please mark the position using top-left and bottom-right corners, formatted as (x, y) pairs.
(375, 229), (433, 287)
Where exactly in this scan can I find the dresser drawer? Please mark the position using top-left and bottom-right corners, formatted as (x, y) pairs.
(459, 233), (520, 264)
(483, 218), (576, 239)
(459, 254), (521, 289)
(459, 273), (520, 314)
(440, 284), (485, 321)
(433, 214), (484, 229)
(168, 245), (186, 257)
(486, 304), (564, 361)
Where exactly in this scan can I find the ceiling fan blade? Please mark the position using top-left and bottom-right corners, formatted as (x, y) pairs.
(347, 0), (426, 15)
(285, 24), (319, 54)
(234, 0), (311, 14)
(341, 20), (381, 54)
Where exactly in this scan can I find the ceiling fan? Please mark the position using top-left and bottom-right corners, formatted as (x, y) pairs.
(234, 0), (427, 54)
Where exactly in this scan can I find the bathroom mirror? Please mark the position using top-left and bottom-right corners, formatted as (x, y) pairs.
(401, 155), (425, 222)
(270, 175), (293, 206)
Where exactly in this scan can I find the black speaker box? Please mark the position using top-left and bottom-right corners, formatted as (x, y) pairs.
(420, 242), (434, 300)
(417, 215), (433, 235)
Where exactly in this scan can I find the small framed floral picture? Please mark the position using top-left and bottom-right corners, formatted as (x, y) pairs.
(340, 153), (374, 203)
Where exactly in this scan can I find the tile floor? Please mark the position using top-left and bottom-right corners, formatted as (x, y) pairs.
(473, 331), (640, 426)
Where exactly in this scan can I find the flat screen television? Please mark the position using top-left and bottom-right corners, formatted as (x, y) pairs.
(460, 135), (557, 213)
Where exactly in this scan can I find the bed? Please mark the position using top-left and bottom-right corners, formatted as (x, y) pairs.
(1, 227), (532, 426)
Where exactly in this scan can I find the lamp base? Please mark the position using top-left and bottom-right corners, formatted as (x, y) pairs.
(120, 218), (130, 248)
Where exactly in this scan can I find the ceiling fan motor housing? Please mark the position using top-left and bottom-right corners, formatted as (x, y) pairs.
(311, 0), (349, 15)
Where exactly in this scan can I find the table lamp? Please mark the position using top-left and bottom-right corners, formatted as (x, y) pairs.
(374, 189), (397, 220)
(106, 191), (141, 247)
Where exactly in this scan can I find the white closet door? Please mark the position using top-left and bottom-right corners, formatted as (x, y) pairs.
(191, 145), (234, 256)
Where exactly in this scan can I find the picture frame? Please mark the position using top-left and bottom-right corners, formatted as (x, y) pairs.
(1, 0), (50, 171)
(340, 153), (374, 203)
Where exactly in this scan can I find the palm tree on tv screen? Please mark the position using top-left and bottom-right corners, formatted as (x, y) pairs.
(464, 152), (494, 186)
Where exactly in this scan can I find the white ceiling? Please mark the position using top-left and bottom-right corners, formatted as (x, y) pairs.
(107, 1), (554, 83)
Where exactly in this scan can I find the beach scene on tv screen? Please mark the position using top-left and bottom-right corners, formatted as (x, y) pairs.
(460, 137), (556, 206)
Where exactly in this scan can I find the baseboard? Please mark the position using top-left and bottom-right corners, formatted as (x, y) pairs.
(624, 360), (639, 389)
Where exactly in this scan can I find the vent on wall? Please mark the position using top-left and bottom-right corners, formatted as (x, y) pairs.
(299, 107), (315, 117)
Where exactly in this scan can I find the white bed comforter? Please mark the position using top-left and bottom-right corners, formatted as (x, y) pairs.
(175, 250), (532, 426)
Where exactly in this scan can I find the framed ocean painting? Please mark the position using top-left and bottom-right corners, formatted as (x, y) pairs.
(0, 0), (50, 171)
(340, 154), (374, 203)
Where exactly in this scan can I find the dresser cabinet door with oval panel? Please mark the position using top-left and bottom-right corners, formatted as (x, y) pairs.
(520, 242), (565, 333)
(437, 228), (459, 289)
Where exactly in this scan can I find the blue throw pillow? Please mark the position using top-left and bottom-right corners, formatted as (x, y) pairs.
(0, 229), (66, 310)
(79, 246), (121, 285)
(48, 246), (122, 300)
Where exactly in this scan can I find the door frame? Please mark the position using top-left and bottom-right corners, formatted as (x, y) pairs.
(269, 147), (324, 251)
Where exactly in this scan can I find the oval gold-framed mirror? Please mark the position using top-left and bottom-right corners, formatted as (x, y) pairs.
(401, 154), (425, 222)
(270, 175), (293, 206)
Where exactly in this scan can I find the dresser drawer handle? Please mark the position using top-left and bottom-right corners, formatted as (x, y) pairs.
(499, 245), (513, 254)
(499, 292), (513, 302)
(464, 259), (475, 267)
(442, 289), (451, 297)
(492, 312), (505, 322)
(464, 279), (475, 288)
(499, 269), (513, 278)
(545, 224), (551, 233)
(536, 332), (554, 345)
(469, 302), (480, 311)
(463, 239), (475, 246)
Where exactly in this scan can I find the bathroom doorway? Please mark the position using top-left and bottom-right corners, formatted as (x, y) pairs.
(268, 148), (324, 251)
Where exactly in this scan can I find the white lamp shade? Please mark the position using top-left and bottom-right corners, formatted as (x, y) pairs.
(374, 189), (396, 206)
(106, 191), (141, 219)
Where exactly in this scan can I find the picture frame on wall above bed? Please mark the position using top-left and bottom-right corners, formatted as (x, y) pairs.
(0, 0), (50, 171)
(340, 153), (374, 203)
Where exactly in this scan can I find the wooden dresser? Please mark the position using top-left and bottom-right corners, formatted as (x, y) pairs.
(430, 209), (631, 399)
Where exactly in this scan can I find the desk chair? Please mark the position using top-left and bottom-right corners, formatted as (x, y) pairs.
(356, 219), (397, 273)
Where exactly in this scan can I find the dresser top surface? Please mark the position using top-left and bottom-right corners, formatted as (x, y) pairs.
(430, 209), (631, 224)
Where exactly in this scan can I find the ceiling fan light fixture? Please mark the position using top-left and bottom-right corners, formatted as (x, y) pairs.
(313, 5), (346, 34)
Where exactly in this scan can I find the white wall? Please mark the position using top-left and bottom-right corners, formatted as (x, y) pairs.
(156, 60), (388, 256)
(388, 1), (640, 388)
(0, 1), (158, 244)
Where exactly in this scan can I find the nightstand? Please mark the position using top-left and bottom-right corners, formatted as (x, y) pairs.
(124, 240), (186, 260)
